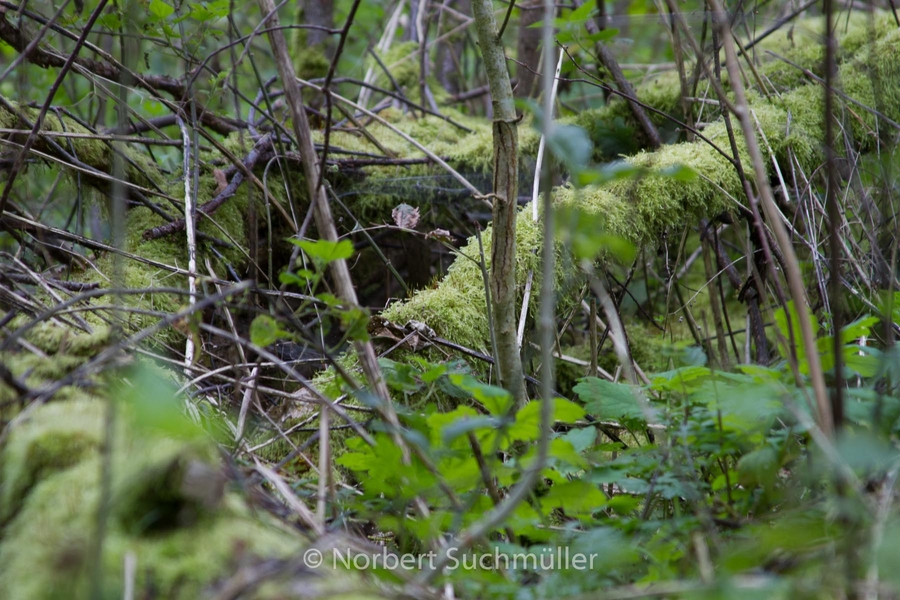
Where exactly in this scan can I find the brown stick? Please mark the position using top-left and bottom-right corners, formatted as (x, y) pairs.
(578, 0), (661, 149)
(255, 0), (402, 447)
(143, 135), (274, 240)
(710, 0), (833, 437)
(472, 0), (527, 406)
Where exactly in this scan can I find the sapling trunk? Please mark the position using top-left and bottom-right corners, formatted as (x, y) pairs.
(471, 0), (527, 406)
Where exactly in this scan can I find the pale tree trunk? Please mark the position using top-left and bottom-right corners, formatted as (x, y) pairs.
(435, 0), (471, 95)
(300, 0), (334, 56)
(472, 0), (526, 406)
(515, 0), (542, 99)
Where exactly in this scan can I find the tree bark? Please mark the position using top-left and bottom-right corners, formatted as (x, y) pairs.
(472, 0), (526, 406)
(300, 0), (334, 56)
(435, 0), (471, 95)
(515, 0), (542, 99)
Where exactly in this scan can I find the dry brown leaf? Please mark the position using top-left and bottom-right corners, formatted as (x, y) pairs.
(425, 228), (452, 243)
(392, 203), (420, 229)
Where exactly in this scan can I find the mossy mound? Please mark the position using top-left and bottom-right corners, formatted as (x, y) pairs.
(380, 13), (900, 370)
(0, 319), (110, 410)
(383, 208), (545, 354)
(0, 389), (379, 599)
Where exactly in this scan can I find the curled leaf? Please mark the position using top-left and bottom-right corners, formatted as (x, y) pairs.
(392, 203), (420, 229)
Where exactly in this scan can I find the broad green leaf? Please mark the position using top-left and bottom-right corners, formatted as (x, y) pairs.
(116, 364), (204, 439)
(836, 430), (900, 473)
(843, 346), (880, 377)
(426, 405), (479, 446)
(278, 271), (317, 286)
(561, 426), (596, 454)
(508, 398), (585, 441)
(98, 13), (122, 28)
(773, 300), (818, 373)
(575, 161), (643, 186)
(568, 0), (597, 21)
(585, 28), (619, 43)
(541, 480), (606, 516)
(555, 206), (636, 262)
(317, 292), (341, 307)
(658, 164), (697, 181)
(440, 415), (502, 446)
(290, 238), (354, 264)
(711, 381), (782, 432)
(554, 397), (588, 421)
(339, 307), (370, 342)
(548, 438), (589, 469)
(378, 358), (422, 392)
(546, 124), (592, 171)
(650, 366), (712, 392)
(737, 445), (779, 488)
(420, 363), (447, 384)
(448, 374), (514, 415)
(574, 377), (646, 427)
(841, 315), (879, 342)
(249, 315), (290, 347)
(149, 0), (174, 19)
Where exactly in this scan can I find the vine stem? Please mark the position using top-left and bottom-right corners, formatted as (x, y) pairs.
(709, 0), (833, 437)
(255, 0), (408, 457)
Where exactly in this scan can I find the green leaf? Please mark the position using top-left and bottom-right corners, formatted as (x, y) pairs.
(378, 358), (422, 392)
(98, 12), (122, 28)
(711, 381), (782, 432)
(116, 364), (204, 439)
(650, 366), (712, 392)
(548, 438), (589, 469)
(546, 124), (592, 171)
(249, 315), (290, 347)
(441, 415), (502, 445)
(447, 374), (513, 416)
(575, 161), (643, 186)
(149, 0), (174, 19)
(508, 398), (585, 442)
(554, 397), (586, 422)
(567, 0), (597, 22)
(420, 363), (447, 384)
(737, 445), (779, 488)
(316, 292), (341, 307)
(555, 206), (636, 262)
(278, 271), (317, 287)
(843, 346), (880, 377)
(290, 238), (354, 265)
(585, 28), (619, 43)
(426, 406), (479, 445)
(773, 300), (818, 372)
(574, 377), (646, 427)
(207, 0), (230, 18)
(541, 481), (606, 516)
(841, 315), (879, 342)
(658, 163), (697, 181)
(339, 307), (370, 342)
(561, 426), (596, 454)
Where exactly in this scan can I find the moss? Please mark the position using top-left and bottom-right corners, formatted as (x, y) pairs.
(0, 456), (300, 599)
(0, 102), (163, 190)
(383, 208), (545, 353)
(292, 44), (331, 81)
(0, 393), (381, 599)
(377, 14), (900, 370)
(0, 318), (111, 412)
(22, 320), (112, 356)
(0, 400), (104, 523)
(631, 70), (685, 122)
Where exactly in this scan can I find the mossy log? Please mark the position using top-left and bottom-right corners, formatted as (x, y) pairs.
(0, 13), (897, 596)
(383, 15), (900, 358)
